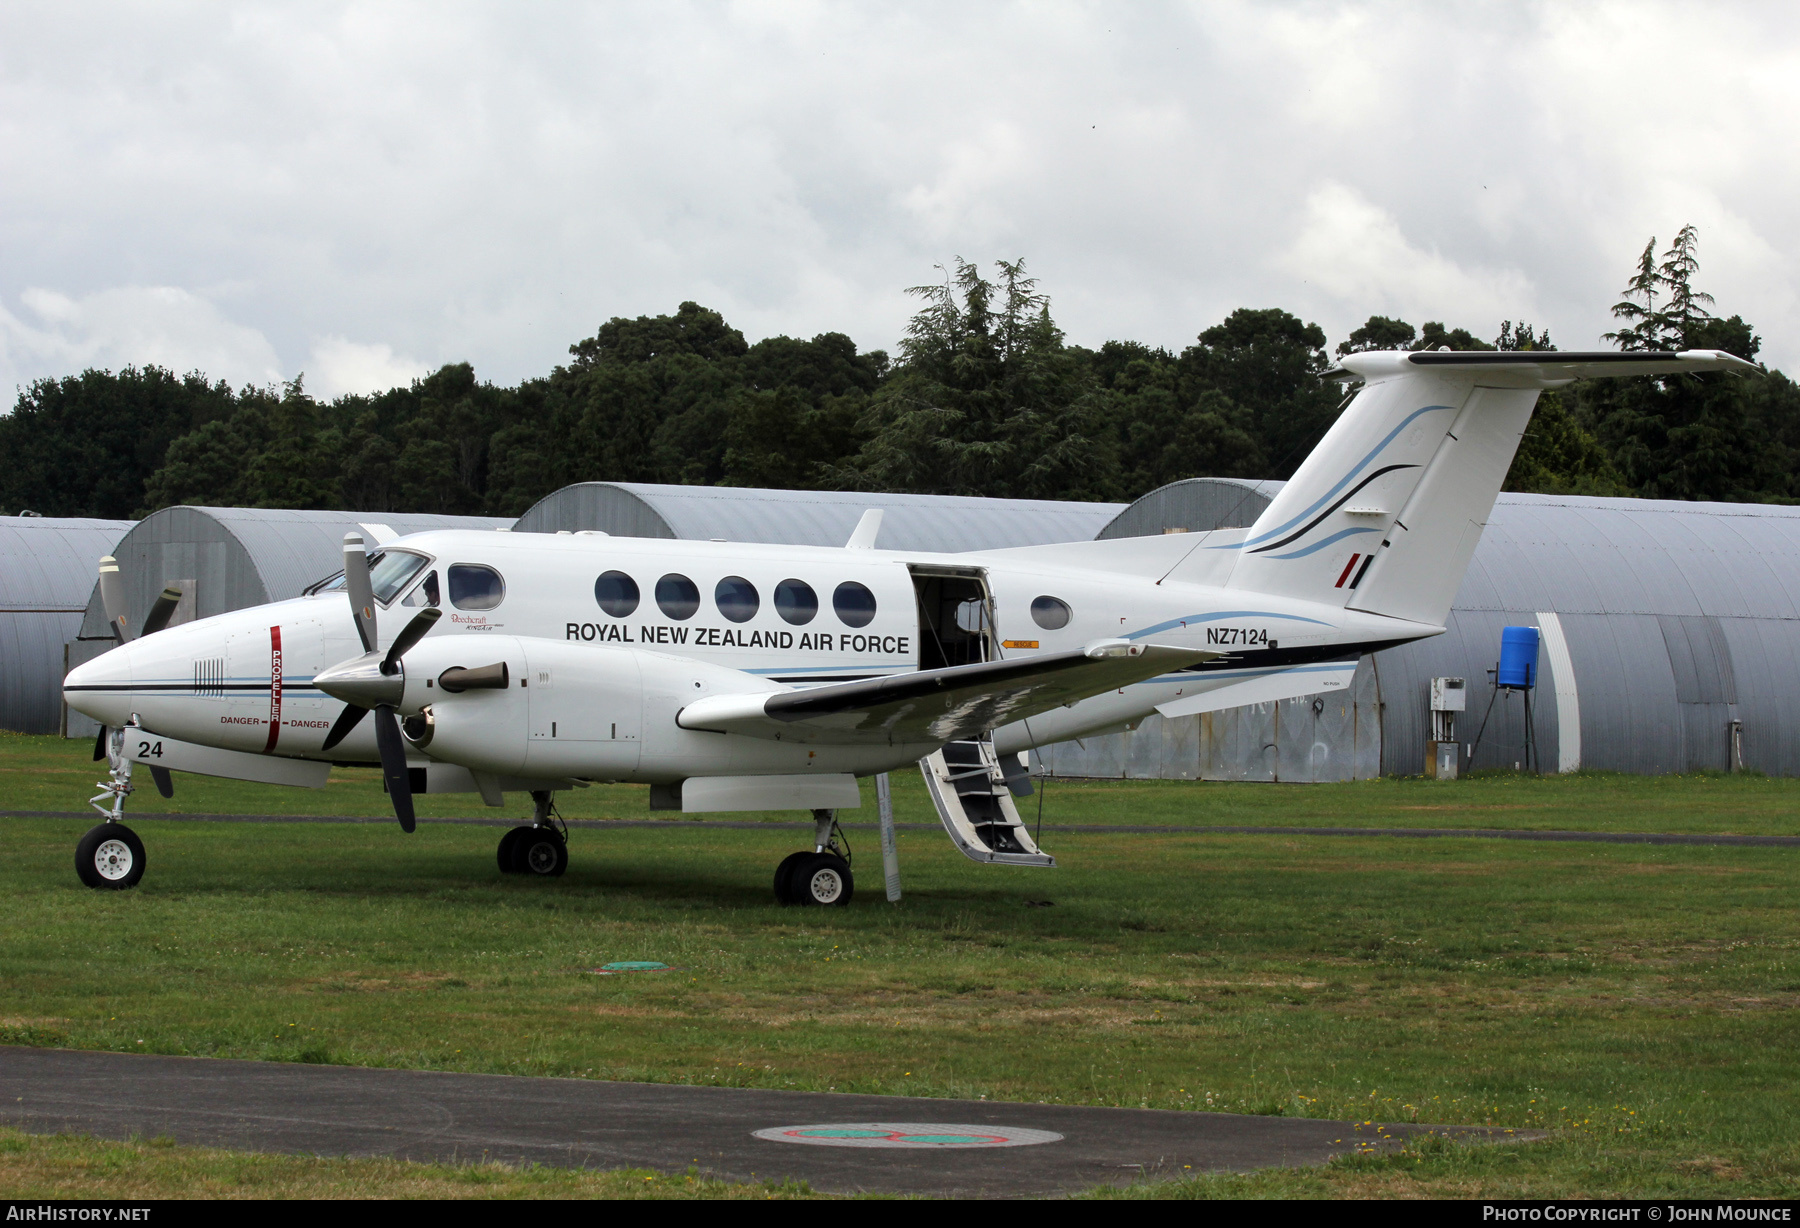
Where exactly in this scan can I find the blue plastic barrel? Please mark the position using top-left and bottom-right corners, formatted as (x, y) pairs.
(1497, 625), (1540, 688)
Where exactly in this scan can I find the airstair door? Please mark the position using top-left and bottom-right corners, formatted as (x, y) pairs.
(920, 740), (1054, 867)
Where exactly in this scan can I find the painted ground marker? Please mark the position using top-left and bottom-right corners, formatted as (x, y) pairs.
(752, 1122), (1063, 1149)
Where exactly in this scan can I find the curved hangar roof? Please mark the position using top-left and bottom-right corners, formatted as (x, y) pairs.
(1083, 478), (1800, 777)
(515, 482), (1127, 552)
(76, 506), (513, 641)
(0, 516), (133, 733)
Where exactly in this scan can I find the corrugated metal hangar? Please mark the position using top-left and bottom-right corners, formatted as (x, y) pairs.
(0, 516), (132, 733)
(514, 481), (1127, 551)
(63, 506), (510, 737)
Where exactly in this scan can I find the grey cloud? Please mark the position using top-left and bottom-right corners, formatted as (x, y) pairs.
(2, 0), (1795, 402)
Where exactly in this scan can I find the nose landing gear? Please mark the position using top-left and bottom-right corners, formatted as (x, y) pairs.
(497, 790), (568, 878)
(76, 822), (144, 890)
(774, 809), (854, 906)
(76, 724), (146, 890)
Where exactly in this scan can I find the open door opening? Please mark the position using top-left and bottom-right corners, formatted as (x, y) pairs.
(909, 568), (992, 671)
(907, 565), (1053, 868)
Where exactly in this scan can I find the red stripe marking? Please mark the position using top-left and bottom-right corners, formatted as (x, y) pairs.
(263, 625), (283, 752)
(1334, 554), (1361, 588)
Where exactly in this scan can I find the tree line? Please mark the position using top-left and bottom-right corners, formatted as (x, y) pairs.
(4, 226), (1795, 522)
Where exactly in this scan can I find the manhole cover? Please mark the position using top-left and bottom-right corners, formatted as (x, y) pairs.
(752, 1123), (1062, 1149)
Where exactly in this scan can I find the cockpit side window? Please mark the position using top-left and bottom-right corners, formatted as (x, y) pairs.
(369, 551), (430, 605)
(402, 570), (441, 608)
(448, 563), (505, 611)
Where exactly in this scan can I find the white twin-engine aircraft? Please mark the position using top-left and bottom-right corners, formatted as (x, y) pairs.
(62, 349), (1753, 901)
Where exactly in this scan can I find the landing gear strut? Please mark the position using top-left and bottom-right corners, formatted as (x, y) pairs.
(774, 809), (854, 906)
(497, 790), (568, 878)
(77, 724), (145, 890)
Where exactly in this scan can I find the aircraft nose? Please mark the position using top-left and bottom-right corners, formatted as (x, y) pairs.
(63, 644), (135, 727)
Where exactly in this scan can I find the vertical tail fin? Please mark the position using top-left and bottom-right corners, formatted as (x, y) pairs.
(1219, 359), (1490, 616)
(1217, 349), (1756, 627)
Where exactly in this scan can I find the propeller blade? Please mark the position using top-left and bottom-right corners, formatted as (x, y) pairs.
(140, 586), (183, 637)
(342, 533), (378, 655)
(372, 704), (416, 833)
(437, 662), (510, 693)
(383, 607), (442, 673)
(93, 724), (107, 762)
(97, 556), (131, 644)
(320, 702), (370, 752)
(149, 765), (175, 798)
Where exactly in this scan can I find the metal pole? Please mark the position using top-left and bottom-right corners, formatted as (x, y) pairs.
(876, 772), (901, 903)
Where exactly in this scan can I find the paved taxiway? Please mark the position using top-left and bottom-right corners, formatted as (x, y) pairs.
(1, 1048), (1527, 1197)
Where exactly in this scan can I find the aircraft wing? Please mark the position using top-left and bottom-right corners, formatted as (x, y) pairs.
(678, 640), (1217, 746)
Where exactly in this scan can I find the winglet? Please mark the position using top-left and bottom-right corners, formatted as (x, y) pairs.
(846, 509), (883, 549)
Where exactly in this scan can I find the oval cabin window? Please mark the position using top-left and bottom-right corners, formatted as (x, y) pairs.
(833, 581), (877, 628)
(774, 579), (818, 625)
(656, 573), (700, 620)
(1030, 595), (1072, 630)
(594, 571), (640, 617)
(715, 576), (760, 623)
(448, 564), (505, 611)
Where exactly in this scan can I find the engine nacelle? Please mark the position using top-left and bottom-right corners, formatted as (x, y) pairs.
(410, 636), (787, 782)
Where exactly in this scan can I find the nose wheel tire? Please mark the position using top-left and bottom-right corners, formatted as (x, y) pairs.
(780, 852), (853, 906)
(76, 823), (145, 890)
(510, 827), (568, 877)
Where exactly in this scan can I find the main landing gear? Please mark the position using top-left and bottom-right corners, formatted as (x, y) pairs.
(77, 724), (145, 890)
(497, 790), (568, 878)
(774, 809), (854, 906)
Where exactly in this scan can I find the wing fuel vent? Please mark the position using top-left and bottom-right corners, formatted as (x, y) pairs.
(921, 740), (1054, 868)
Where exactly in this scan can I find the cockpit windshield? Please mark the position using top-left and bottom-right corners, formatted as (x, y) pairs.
(369, 551), (430, 604)
(301, 549), (431, 606)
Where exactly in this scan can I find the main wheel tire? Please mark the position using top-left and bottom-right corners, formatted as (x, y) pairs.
(76, 823), (144, 890)
(773, 851), (813, 904)
(511, 827), (568, 877)
(793, 853), (853, 907)
(496, 825), (529, 874)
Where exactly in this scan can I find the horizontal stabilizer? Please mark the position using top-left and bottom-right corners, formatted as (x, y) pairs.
(679, 639), (1217, 745)
(127, 731), (329, 788)
(1334, 349), (1758, 388)
(1155, 659), (1358, 719)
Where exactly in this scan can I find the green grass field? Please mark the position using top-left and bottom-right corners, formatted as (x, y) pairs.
(4, 731), (1800, 1198)
(9, 729), (1800, 835)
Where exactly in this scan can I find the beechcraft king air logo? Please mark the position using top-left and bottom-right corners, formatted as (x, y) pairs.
(752, 1122), (1063, 1149)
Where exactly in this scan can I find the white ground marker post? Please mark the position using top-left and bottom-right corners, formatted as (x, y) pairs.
(876, 772), (901, 902)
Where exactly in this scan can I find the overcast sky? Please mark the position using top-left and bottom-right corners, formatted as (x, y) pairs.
(2, 1), (1796, 400)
